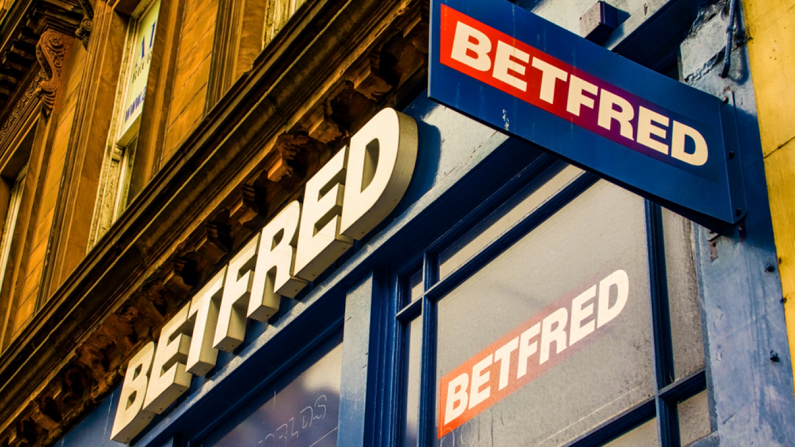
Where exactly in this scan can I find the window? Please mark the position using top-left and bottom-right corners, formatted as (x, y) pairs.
(264, 0), (307, 45)
(199, 332), (343, 447)
(0, 125), (34, 350)
(0, 165), (26, 295)
(396, 159), (711, 446)
(89, 0), (161, 246)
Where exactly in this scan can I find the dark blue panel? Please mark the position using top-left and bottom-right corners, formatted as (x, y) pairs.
(57, 387), (126, 447)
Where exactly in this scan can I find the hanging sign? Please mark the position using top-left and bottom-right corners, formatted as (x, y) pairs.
(429, 0), (746, 227)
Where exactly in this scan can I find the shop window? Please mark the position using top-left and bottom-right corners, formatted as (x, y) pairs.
(396, 159), (711, 446)
(198, 332), (343, 447)
(88, 0), (161, 246)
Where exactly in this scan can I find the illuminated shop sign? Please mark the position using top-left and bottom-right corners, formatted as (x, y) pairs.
(110, 108), (418, 443)
(429, 0), (746, 228)
(439, 269), (629, 437)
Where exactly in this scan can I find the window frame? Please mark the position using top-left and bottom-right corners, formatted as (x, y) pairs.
(87, 0), (175, 248)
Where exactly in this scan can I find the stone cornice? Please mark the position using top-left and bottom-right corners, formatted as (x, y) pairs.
(0, 0), (427, 445)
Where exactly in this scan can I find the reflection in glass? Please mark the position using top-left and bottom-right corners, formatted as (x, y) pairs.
(201, 333), (343, 447)
(602, 418), (658, 447)
(679, 390), (711, 446)
(662, 208), (705, 380)
(438, 162), (583, 280)
(435, 182), (654, 446)
(401, 318), (423, 447)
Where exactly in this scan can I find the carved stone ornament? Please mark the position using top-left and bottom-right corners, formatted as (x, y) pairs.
(75, 0), (94, 49)
(0, 71), (45, 148)
(35, 30), (68, 114)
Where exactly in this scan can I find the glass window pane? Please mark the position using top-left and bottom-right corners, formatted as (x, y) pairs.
(406, 269), (423, 304)
(401, 318), (423, 447)
(435, 181), (654, 446)
(438, 162), (583, 280)
(603, 418), (658, 447)
(201, 333), (343, 447)
(662, 207), (705, 380)
(679, 390), (711, 446)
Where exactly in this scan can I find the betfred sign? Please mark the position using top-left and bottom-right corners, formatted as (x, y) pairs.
(110, 108), (417, 444)
(439, 270), (629, 437)
(430, 0), (746, 228)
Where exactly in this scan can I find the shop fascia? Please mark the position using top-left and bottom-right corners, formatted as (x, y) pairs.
(110, 108), (418, 444)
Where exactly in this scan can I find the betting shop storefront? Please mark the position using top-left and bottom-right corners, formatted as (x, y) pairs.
(55, 0), (795, 446)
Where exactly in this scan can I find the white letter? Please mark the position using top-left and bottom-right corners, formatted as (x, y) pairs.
(531, 57), (568, 104)
(443, 373), (470, 425)
(494, 337), (519, 390)
(493, 41), (530, 91)
(516, 323), (540, 379)
(294, 148), (353, 280)
(539, 308), (568, 364)
(143, 304), (192, 414)
(468, 354), (493, 410)
(340, 108), (417, 239)
(597, 90), (635, 139)
(637, 106), (669, 154)
(569, 285), (596, 346)
(248, 201), (307, 322)
(186, 267), (225, 376)
(450, 21), (492, 72)
(214, 236), (258, 352)
(597, 269), (630, 327)
(111, 342), (156, 443)
(671, 121), (708, 166)
(566, 75), (599, 116)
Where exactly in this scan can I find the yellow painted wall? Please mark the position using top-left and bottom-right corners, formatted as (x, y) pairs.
(744, 0), (795, 387)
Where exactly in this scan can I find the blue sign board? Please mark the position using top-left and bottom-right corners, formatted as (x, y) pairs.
(429, 0), (746, 228)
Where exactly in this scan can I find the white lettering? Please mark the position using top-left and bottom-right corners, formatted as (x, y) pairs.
(539, 307), (568, 364)
(444, 373), (470, 424)
(248, 201), (306, 322)
(597, 89), (635, 139)
(340, 108), (418, 239)
(111, 342), (156, 443)
(531, 57), (568, 104)
(494, 337), (519, 390)
(186, 267), (225, 376)
(671, 120), (708, 166)
(566, 75), (599, 117)
(294, 148), (353, 280)
(516, 322), (540, 379)
(468, 354), (493, 410)
(143, 304), (192, 414)
(493, 41), (530, 91)
(569, 285), (597, 346)
(450, 21), (492, 72)
(214, 237), (259, 352)
(597, 269), (629, 327)
(637, 106), (669, 154)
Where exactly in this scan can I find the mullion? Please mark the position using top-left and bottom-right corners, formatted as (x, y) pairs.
(645, 200), (679, 447)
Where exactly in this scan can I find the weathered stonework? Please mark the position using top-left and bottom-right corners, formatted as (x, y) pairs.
(0, 0), (428, 446)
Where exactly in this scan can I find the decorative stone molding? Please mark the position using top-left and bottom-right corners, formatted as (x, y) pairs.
(0, 70), (45, 151)
(75, 0), (94, 49)
(34, 30), (69, 114)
